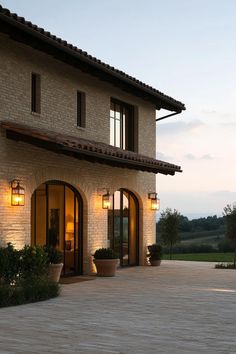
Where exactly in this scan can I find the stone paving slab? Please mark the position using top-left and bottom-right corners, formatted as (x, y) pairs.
(0, 261), (236, 354)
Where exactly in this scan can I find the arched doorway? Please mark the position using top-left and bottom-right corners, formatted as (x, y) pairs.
(31, 181), (83, 276)
(108, 189), (139, 266)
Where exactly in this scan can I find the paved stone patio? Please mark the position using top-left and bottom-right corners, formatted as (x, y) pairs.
(0, 261), (236, 354)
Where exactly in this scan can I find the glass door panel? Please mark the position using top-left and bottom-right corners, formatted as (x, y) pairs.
(65, 186), (75, 274)
(114, 191), (121, 259)
(129, 195), (137, 265)
(75, 196), (80, 274)
(31, 184), (46, 246)
(122, 192), (129, 266)
(47, 185), (64, 252)
(114, 212), (121, 259)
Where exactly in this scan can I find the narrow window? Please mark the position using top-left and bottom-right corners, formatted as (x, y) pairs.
(77, 91), (86, 128)
(31, 73), (41, 114)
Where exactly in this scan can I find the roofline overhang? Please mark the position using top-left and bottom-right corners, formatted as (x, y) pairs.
(0, 6), (185, 113)
(1, 121), (182, 176)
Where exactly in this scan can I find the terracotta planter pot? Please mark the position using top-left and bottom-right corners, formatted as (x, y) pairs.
(48, 263), (63, 282)
(93, 259), (118, 277)
(150, 259), (161, 266)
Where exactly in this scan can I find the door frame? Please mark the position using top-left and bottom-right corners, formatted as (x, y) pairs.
(32, 180), (83, 276)
(110, 188), (139, 267)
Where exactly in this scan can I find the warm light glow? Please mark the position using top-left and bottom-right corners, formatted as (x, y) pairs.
(151, 198), (160, 210)
(66, 221), (74, 233)
(148, 192), (160, 211)
(102, 193), (111, 209)
(11, 180), (25, 206)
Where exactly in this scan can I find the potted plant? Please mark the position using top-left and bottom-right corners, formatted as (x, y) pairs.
(44, 245), (63, 282)
(147, 244), (162, 266)
(93, 248), (118, 277)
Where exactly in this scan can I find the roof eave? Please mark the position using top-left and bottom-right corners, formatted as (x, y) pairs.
(0, 8), (185, 113)
(1, 121), (182, 176)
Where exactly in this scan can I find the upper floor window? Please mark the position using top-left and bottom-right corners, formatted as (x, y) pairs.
(31, 73), (41, 114)
(77, 91), (86, 128)
(110, 99), (137, 152)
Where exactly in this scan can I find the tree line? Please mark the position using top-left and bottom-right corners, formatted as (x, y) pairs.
(158, 214), (225, 233)
(156, 206), (236, 265)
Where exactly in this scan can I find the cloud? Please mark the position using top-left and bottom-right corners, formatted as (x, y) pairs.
(200, 154), (214, 160)
(209, 191), (236, 198)
(156, 152), (174, 161)
(201, 110), (217, 115)
(221, 121), (236, 127)
(157, 119), (205, 136)
(184, 153), (196, 160)
(155, 190), (236, 217)
(184, 153), (214, 161)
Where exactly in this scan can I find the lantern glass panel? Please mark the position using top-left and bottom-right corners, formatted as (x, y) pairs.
(102, 194), (111, 209)
(11, 182), (25, 206)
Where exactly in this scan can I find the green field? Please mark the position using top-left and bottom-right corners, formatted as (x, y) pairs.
(162, 252), (234, 262)
(179, 227), (225, 247)
(181, 234), (225, 247)
(179, 227), (225, 241)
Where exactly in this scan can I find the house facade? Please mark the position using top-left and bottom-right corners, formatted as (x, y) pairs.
(0, 6), (185, 275)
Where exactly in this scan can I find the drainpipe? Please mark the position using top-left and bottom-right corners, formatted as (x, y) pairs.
(156, 111), (181, 122)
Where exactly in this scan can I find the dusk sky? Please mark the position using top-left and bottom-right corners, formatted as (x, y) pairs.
(2, 0), (236, 218)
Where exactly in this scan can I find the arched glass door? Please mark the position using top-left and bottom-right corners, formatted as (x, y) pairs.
(31, 181), (83, 276)
(108, 189), (139, 266)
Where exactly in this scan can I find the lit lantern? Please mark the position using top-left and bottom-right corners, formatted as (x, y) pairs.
(11, 180), (25, 206)
(148, 192), (160, 211)
(102, 192), (111, 209)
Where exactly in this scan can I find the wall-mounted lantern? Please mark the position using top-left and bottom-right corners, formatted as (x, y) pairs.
(11, 180), (25, 206)
(148, 192), (160, 211)
(102, 191), (111, 209)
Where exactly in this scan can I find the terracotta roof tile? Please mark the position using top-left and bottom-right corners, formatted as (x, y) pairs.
(0, 5), (185, 112)
(1, 121), (182, 175)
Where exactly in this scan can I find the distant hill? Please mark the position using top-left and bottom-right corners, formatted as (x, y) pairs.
(157, 214), (233, 253)
(180, 227), (225, 248)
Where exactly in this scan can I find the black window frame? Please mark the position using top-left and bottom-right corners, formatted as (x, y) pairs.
(110, 98), (138, 152)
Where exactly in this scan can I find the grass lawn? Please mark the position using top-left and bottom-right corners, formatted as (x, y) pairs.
(162, 252), (234, 262)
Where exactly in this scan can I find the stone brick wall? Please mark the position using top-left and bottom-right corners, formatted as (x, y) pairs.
(0, 32), (157, 274)
(0, 32), (156, 158)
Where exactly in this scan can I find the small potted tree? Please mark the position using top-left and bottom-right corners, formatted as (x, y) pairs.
(44, 245), (63, 282)
(147, 244), (162, 266)
(93, 248), (118, 276)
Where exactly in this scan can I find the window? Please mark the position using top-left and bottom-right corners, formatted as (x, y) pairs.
(110, 99), (138, 152)
(31, 73), (41, 114)
(77, 91), (86, 128)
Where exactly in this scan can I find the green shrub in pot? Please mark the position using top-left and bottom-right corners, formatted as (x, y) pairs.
(93, 248), (118, 276)
(93, 248), (118, 260)
(43, 245), (63, 283)
(147, 244), (162, 266)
